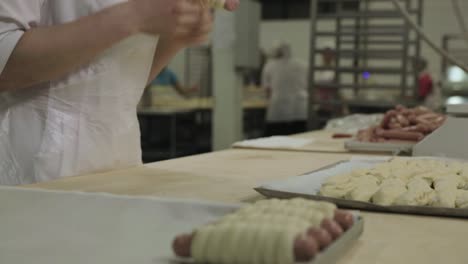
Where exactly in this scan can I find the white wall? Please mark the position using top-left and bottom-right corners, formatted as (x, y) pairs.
(259, 0), (468, 82)
(421, 0), (467, 80)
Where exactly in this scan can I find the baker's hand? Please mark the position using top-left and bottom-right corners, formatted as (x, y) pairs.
(131, 0), (203, 37)
(131, 0), (238, 44)
(162, 7), (213, 48)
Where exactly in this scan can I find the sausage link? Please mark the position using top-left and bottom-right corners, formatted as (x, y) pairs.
(380, 111), (396, 128)
(307, 227), (332, 249)
(380, 130), (424, 141)
(396, 114), (410, 127)
(334, 210), (354, 230)
(173, 234), (193, 258)
(388, 122), (403, 130)
(294, 235), (319, 262)
(321, 219), (344, 240)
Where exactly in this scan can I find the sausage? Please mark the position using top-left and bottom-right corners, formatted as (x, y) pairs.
(388, 121), (402, 130)
(433, 116), (446, 127)
(172, 232), (320, 261)
(381, 110), (397, 128)
(334, 210), (354, 230)
(380, 130), (424, 141)
(357, 128), (373, 142)
(400, 125), (420, 132)
(307, 227), (332, 249)
(332, 133), (353, 139)
(294, 235), (319, 261)
(395, 105), (407, 112)
(321, 219), (344, 240)
(396, 114), (410, 127)
(413, 106), (431, 115)
(376, 137), (387, 143)
(173, 234), (193, 258)
(417, 113), (439, 120)
(408, 114), (419, 125)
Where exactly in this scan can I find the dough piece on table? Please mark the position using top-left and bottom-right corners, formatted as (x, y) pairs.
(322, 173), (353, 186)
(457, 165), (468, 190)
(320, 174), (355, 198)
(433, 175), (459, 190)
(455, 189), (468, 208)
(367, 164), (394, 182)
(319, 184), (355, 199)
(388, 169), (411, 183)
(393, 178), (435, 206)
(345, 175), (380, 202)
(371, 178), (407, 206)
(351, 168), (372, 178)
(430, 175), (460, 208)
(193, 223), (301, 264)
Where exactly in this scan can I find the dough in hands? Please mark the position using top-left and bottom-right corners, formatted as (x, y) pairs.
(371, 178), (407, 206)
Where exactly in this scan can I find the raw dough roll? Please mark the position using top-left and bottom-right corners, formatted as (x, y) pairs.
(372, 178), (407, 206)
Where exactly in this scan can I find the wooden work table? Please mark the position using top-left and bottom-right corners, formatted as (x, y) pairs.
(26, 149), (467, 264)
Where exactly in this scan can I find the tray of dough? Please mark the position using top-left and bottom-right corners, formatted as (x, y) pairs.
(255, 157), (468, 218)
(0, 187), (363, 264)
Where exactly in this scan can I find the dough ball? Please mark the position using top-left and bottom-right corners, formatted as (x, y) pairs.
(372, 178), (407, 206)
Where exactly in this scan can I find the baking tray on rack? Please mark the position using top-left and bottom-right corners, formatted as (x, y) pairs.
(255, 158), (468, 218)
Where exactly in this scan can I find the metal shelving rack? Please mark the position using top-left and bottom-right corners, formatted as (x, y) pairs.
(185, 46), (213, 98)
(307, 0), (424, 129)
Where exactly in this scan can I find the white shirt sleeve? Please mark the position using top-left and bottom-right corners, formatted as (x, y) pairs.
(261, 60), (274, 89)
(0, 0), (42, 75)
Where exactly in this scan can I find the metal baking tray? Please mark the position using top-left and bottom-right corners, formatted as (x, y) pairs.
(255, 159), (468, 218)
(345, 139), (414, 154)
(175, 214), (364, 264)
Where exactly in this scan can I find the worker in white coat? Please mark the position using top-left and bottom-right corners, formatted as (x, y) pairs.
(262, 42), (308, 136)
(0, 0), (239, 186)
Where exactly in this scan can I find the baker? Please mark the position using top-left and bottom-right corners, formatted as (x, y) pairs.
(0, 0), (239, 185)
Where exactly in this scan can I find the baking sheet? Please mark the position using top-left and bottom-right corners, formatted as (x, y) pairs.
(255, 158), (468, 218)
(345, 139), (414, 154)
(233, 136), (348, 154)
(0, 187), (362, 264)
(233, 136), (315, 149)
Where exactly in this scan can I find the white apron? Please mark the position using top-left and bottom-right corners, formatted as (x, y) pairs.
(264, 58), (308, 123)
(0, 0), (158, 185)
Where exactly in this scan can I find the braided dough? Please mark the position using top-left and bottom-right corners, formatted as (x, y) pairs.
(191, 198), (336, 264)
(320, 158), (468, 208)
